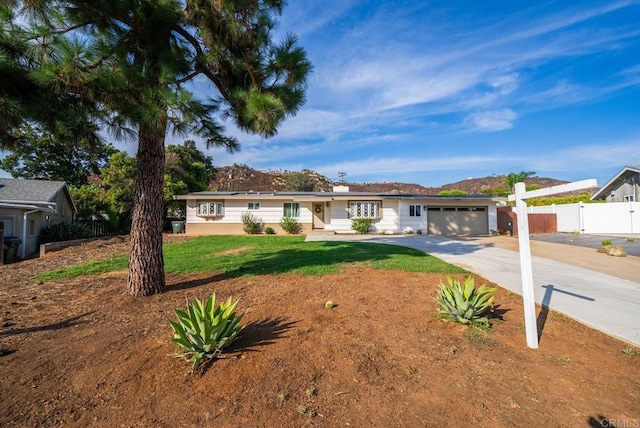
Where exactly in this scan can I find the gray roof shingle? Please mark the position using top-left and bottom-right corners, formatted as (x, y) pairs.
(0, 178), (67, 203)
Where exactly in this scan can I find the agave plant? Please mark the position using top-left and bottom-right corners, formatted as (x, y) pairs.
(436, 276), (495, 325)
(169, 293), (244, 368)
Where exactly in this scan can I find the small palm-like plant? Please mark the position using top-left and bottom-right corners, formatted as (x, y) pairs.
(169, 293), (244, 368)
(436, 277), (495, 325)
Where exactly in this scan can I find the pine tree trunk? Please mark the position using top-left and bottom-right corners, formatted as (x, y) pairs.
(124, 121), (167, 296)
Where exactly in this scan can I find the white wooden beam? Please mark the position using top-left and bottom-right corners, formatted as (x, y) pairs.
(508, 179), (597, 201)
(514, 182), (538, 348)
(509, 178), (597, 349)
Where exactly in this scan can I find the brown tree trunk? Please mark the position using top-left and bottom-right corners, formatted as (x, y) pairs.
(124, 120), (167, 296)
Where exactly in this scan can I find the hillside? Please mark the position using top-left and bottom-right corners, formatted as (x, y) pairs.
(210, 164), (334, 192)
(208, 165), (590, 196)
(439, 175), (568, 194)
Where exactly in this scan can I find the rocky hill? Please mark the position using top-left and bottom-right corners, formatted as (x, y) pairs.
(439, 175), (568, 195)
(210, 164), (334, 192)
(208, 165), (591, 196)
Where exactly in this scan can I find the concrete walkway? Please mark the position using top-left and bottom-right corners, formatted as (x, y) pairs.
(305, 234), (640, 346)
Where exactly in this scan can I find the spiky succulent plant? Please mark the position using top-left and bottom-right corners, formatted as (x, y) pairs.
(170, 293), (244, 368)
(436, 276), (495, 325)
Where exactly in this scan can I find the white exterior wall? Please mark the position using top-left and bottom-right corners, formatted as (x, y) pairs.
(1, 193), (74, 256)
(323, 200), (348, 231)
(528, 202), (640, 234)
(375, 200), (401, 233)
(323, 200), (399, 233)
(186, 198), (313, 225)
(184, 196), (498, 235)
(326, 199), (498, 234)
(488, 205), (497, 232)
(396, 200), (427, 233)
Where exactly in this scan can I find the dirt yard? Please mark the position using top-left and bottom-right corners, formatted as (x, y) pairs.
(0, 236), (638, 427)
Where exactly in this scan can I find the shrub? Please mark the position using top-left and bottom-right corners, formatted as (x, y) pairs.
(416, 229), (423, 235)
(436, 276), (495, 326)
(38, 222), (93, 245)
(601, 239), (612, 247)
(280, 217), (302, 234)
(169, 293), (245, 368)
(241, 212), (263, 234)
(403, 227), (414, 235)
(264, 227), (275, 235)
(351, 218), (371, 234)
(437, 189), (468, 196)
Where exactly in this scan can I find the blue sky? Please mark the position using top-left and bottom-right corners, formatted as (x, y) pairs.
(204, 0), (640, 187)
(3, 1), (640, 187)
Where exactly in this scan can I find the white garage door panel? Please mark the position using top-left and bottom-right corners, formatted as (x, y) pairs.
(428, 207), (488, 236)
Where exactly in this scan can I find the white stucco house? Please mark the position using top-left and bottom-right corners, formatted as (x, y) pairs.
(175, 186), (501, 236)
(0, 178), (77, 257)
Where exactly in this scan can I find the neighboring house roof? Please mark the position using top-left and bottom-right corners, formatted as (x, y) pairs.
(0, 178), (77, 213)
(175, 190), (503, 202)
(590, 165), (640, 201)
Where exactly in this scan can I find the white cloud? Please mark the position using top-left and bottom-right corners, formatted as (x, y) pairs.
(310, 137), (640, 183)
(465, 109), (518, 132)
(303, 0), (639, 137)
(488, 73), (519, 95)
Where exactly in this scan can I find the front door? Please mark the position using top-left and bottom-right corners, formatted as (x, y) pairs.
(312, 203), (325, 229)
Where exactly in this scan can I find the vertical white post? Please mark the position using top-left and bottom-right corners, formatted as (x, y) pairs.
(579, 201), (585, 234)
(514, 182), (539, 349)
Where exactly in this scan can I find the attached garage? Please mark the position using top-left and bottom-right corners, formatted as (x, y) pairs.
(427, 206), (488, 236)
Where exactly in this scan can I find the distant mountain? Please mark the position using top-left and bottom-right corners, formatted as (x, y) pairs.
(439, 176), (568, 195)
(210, 164), (334, 192)
(209, 165), (592, 196)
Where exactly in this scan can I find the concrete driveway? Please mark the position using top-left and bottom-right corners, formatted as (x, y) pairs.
(305, 234), (640, 347)
(531, 232), (640, 257)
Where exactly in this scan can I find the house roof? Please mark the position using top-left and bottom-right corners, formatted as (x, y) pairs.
(590, 165), (640, 201)
(0, 178), (76, 212)
(175, 190), (503, 202)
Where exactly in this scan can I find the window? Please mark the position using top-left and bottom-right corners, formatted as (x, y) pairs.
(196, 201), (224, 217)
(248, 202), (260, 210)
(624, 195), (635, 202)
(409, 205), (421, 217)
(283, 202), (300, 217)
(28, 219), (36, 236)
(349, 201), (381, 219)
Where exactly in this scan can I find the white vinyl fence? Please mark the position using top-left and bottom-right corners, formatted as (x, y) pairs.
(528, 201), (639, 234)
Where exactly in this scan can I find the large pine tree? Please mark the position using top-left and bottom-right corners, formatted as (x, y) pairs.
(0, 1), (311, 295)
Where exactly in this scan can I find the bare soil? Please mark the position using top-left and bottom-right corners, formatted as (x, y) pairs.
(1, 235), (638, 427)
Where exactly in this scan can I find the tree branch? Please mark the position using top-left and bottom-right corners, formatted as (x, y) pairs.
(242, 51), (260, 90)
(172, 26), (204, 57)
(175, 70), (201, 85)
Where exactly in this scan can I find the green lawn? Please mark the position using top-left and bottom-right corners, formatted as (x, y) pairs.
(37, 235), (466, 281)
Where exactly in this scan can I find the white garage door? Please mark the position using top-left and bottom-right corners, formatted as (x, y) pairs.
(427, 207), (488, 236)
